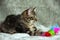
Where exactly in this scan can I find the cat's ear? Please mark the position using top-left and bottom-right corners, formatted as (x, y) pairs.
(28, 7), (36, 15)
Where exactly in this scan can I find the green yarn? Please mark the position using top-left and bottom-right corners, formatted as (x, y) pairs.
(48, 30), (55, 36)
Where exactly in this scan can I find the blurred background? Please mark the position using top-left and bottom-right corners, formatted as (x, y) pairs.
(0, 0), (60, 27)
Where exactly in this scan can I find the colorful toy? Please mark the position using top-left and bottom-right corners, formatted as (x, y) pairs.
(50, 24), (60, 34)
(41, 24), (60, 37)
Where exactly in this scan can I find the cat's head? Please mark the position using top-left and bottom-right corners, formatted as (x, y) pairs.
(20, 7), (37, 23)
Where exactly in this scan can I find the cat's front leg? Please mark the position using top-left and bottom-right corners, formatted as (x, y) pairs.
(28, 25), (37, 36)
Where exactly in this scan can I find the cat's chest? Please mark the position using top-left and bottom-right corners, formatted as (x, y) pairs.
(28, 25), (35, 31)
(27, 20), (35, 31)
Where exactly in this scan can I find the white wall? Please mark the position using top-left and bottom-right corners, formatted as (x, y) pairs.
(0, 0), (60, 27)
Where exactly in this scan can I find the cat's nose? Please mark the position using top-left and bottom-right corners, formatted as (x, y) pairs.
(34, 17), (37, 21)
(35, 18), (37, 21)
(35, 16), (40, 21)
(34, 16), (37, 21)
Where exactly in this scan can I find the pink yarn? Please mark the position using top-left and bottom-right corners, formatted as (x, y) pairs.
(54, 27), (60, 34)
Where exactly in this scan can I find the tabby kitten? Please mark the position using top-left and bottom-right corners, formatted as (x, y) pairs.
(0, 7), (39, 36)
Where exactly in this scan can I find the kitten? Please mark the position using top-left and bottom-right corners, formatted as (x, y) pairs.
(0, 7), (39, 36)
